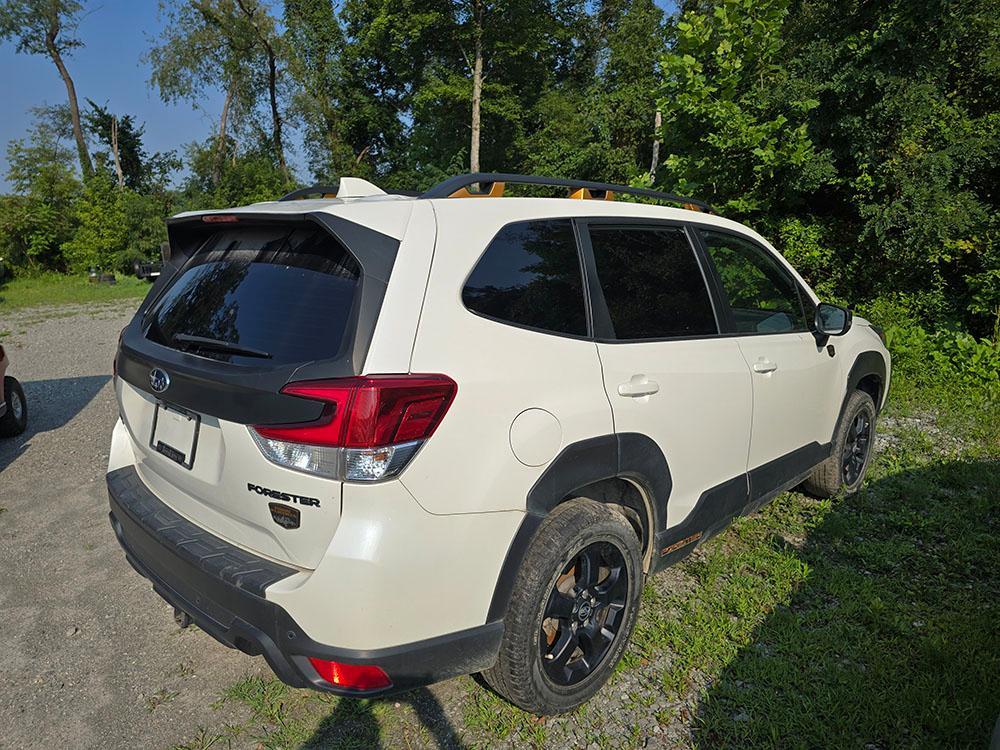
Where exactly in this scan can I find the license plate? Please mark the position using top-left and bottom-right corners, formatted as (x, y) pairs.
(150, 403), (200, 469)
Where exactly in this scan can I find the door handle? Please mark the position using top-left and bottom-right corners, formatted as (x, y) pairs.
(752, 359), (778, 374)
(618, 376), (660, 398)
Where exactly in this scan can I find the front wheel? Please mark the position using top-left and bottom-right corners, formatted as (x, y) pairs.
(0, 376), (27, 437)
(803, 389), (876, 498)
(482, 498), (643, 715)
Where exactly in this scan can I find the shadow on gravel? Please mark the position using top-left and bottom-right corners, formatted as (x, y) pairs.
(303, 687), (465, 749)
(0, 374), (109, 474)
(692, 459), (1000, 748)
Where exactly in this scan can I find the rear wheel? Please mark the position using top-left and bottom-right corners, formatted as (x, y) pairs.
(482, 498), (643, 714)
(0, 376), (27, 437)
(803, 389), (876, 497)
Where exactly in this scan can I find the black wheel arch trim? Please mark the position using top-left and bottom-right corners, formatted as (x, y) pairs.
(835, 350), (888, 442)
(488, 433), (671, 622)
(489, 432), (838, 615)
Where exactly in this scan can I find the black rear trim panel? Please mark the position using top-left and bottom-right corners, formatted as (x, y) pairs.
(118, 212), (401, 425)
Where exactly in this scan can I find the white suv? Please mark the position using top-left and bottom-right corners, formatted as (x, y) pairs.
(108, 173), (890, 714)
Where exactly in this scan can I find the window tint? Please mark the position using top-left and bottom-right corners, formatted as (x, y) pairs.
(588, 225), (717, 339)
(700, 230), (808, 334)
(147, 225), (361, 365)
(462, 219), (587, 336)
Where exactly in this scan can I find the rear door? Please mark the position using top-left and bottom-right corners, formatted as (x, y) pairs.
(582, 221), (753, 529)
(695, 228), (842, 489)
(114, 211), (413, 568)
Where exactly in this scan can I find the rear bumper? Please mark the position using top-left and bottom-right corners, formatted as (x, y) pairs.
(107, 466), (503, 696)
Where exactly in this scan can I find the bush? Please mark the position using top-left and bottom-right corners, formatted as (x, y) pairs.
(884, 325), (1000, 401)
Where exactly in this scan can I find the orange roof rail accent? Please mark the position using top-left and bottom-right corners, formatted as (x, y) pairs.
(449, 181), (505, 198)
(569, 187), (614, 201)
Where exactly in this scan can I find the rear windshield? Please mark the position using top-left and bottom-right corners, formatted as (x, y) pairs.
(146, 225), (361, 365)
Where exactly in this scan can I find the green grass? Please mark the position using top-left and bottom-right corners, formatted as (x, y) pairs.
(172, 373), (999, 750)
(652, 429), (999, 748)
(0, 271), (150, 311)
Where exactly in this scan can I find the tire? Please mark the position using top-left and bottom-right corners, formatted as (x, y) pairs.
(482, 498), (643, 715)
(0, 376), (27, 437)
(803, 389), (876, 498)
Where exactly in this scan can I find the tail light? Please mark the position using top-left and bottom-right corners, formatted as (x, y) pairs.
(250, 374), (457, 482)
(308, 658), (392, 691)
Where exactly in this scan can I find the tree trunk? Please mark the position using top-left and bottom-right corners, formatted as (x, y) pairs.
(469, 0), (483, 173)
(45, 28), (92, 179)
(213, 83), (234, 186)
(110, 116), (125, 189)
(234, 0), (287, 177)
(266, 50), (288, 177)
(649, 108), (662, 178)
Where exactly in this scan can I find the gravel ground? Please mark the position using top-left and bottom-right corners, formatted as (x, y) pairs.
(0, 302), (263, 750)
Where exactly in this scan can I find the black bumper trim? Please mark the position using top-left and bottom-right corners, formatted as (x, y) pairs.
(107, 466), (503, 696)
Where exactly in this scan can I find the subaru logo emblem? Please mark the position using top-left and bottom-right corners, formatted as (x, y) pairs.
(150, 368), (170, 394)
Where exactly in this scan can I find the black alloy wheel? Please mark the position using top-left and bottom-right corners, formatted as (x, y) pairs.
(482, 498), (643, 714)
(843, 410), (871, 486)
(539, 541), (630, 686)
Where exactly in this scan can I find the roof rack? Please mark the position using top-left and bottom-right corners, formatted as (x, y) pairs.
(420, 172), (714, 213)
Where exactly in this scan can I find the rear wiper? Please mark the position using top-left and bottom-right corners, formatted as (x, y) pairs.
(172, 333), (272, 359)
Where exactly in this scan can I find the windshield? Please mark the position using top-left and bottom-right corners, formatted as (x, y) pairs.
(147, 225), (361, 365)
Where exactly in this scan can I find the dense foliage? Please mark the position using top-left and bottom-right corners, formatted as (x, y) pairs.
(0, 0), (996, 339)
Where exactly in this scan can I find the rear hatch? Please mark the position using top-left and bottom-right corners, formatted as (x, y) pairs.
(115, 205), (409, 568)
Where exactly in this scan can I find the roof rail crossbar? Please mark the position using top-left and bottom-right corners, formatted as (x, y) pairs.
(420, 172), (713, 213)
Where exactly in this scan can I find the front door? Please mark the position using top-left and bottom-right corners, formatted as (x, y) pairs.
(582, 222), (753, 530)
(696, 229), (842, 495)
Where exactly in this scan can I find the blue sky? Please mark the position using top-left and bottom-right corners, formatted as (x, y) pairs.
(0, 1), (230, 189)
(1, 0), (677, 191)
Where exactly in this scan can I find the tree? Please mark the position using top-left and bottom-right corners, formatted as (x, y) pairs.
(519, 0), (665, 183)
(782, 0), (999, 332)
(178, 136), (294, 210)
(82, 100), (179, 192)
(0, 105), (81, 269)
(82, 101), (145, 191)
(654, 0), (832, 217)
(336, 0), (455, 182)
(0, 0), (92, 178)
(406, 0), (572, 177)
(283, 0), (358, 180)
(61, 162), (128, 272)
(232, 0), (289, 177)
(148, 0), (282, 184)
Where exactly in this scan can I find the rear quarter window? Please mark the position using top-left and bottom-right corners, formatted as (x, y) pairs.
(147, 225), (361, 365)
(462, 219), (587, 337)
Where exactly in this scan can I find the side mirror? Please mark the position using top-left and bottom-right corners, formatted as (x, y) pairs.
(815, 302), (852, 337)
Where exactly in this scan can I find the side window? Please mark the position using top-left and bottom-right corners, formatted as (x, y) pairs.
(588, 225), (717, 339)
(700, 230), (808, 334)
(462, 219), (587, 336)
